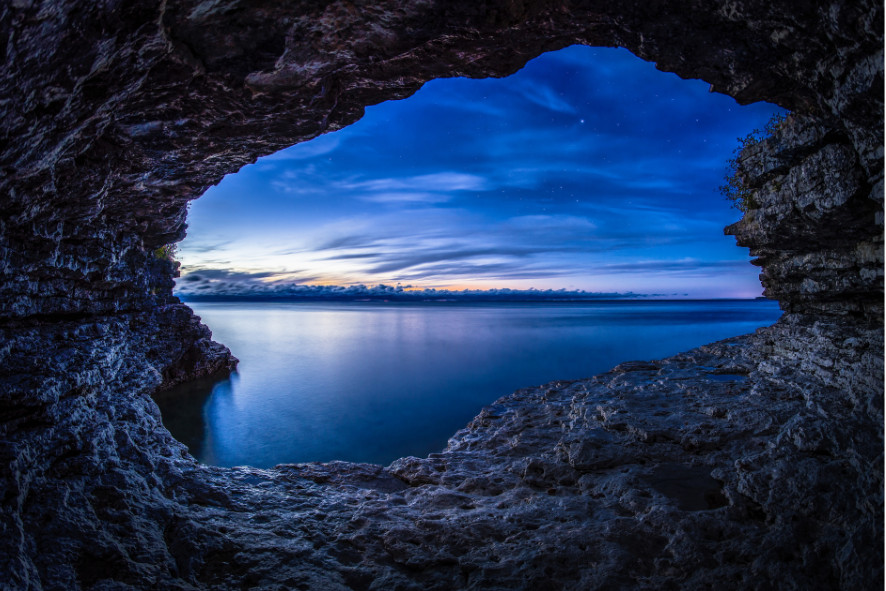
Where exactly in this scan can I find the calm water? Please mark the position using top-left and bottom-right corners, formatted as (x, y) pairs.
(153, 300), (781, 468)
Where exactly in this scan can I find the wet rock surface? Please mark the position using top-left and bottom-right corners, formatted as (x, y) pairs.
(0, 0), (882, 589)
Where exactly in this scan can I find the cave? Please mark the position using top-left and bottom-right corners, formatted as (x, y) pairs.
(0, 1), (882, 589)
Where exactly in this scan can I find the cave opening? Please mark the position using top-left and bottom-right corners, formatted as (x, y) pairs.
(155, 45), (785, 468)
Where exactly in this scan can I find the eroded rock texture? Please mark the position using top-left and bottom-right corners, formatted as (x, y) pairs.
(0, 1), (882, 589)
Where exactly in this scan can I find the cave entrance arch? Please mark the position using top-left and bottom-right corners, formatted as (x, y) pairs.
(156, 45), (784, 468)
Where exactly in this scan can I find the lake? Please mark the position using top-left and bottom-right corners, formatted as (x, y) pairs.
(153, 300), (781, 468)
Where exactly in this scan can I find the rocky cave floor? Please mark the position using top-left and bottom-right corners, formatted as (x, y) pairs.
(5, 310), (879, 590)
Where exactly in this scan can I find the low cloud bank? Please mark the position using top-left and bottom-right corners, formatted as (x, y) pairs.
(176, 273), (650, 302)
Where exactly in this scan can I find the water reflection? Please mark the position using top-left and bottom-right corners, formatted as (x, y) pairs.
(152, 372), (236, 459)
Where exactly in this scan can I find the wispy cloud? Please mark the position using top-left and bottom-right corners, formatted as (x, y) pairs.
(359, 192), (452, 204)
(387, 262), (576, 283)
(340, 172), (490, 193)
(289, 208), (734, 286)
(181, 239), (233, 254)
(596, 259), (751, 276)
(514, 80), (577, 114)
(270, 170), (492, 203)
(180, 268), (280, 282)
(259, 134), (342, 161)
(361, 247), (538, 275)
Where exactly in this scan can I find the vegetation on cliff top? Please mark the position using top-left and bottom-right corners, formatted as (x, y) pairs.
(720, 112), (788, 212)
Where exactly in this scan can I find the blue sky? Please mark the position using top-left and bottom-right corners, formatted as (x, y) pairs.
(177, 45), (784, 299)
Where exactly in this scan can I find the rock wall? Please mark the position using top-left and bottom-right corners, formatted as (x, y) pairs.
(727, 114), (883, 323)
(0, 0), (882, 589)
(725, 110), (883, 402)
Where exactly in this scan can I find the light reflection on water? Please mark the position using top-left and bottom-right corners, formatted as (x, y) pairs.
(152, 300), (781, 468)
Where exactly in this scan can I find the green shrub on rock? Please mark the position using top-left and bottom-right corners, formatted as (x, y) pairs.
(720, 113), (788, 212)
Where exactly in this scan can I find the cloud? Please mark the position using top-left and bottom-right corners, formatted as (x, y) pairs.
(361, 247), (537, 275)
(295, 208), (731, 286)
(595, 259), (751, 276)
(422, 94), (510, 118)
(315, 234), (383, 251)
(359, 192), (453, 204)
(176, 268), (322, 295)
(341, 172), (490, 193)
(180, 269), (272, 283)
(514, 80), (577, 114)
(175, 272), (642, 301)
(388, 262), (575, 282)
(269, 170), (493, 203)
(321, 252), (381, 260)
(182, 240), (233, 254)
(259, 134), (342, 161)
(180, 268), (279, 281)
(504, 214), (597, 231)
(310, 215), (602, 278)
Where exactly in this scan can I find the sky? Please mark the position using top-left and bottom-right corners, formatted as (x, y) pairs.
(176, 45), (784, 299)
